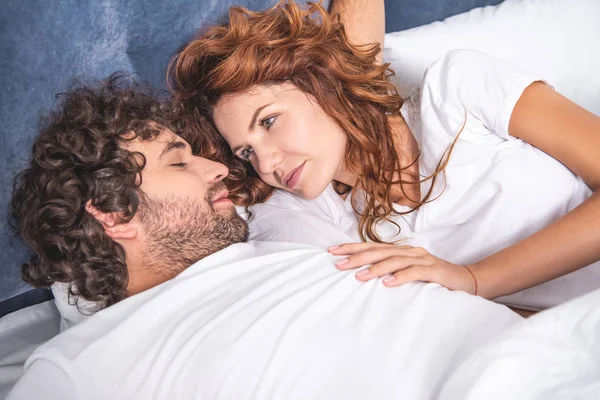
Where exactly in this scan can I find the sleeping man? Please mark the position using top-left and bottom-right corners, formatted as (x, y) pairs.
(7, 77), (522, 400)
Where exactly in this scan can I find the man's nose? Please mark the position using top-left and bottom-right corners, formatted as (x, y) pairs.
(199, 157), (229, 184)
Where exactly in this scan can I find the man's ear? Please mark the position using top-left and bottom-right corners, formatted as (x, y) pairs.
(85, 201), (138, 240)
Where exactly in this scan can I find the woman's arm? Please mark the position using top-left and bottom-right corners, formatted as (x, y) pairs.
(329, 83), (600, 300)
(470, 82), (600, 299)
(328, 0), (385, 61)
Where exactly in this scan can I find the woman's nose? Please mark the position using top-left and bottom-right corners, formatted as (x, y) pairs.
(254, 146), (283, 176)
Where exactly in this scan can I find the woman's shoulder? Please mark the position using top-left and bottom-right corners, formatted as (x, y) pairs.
(417, 49), (545, 140)
(424, 49), (509, 82)
(422, 49), (538, 98)
(250, 185), (347, 224)
(247, 185), (360, 245)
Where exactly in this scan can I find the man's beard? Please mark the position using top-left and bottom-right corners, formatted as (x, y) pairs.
(136, 184), (249, 277)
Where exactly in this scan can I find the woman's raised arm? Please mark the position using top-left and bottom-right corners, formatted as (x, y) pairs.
(329, 0), (385, 61)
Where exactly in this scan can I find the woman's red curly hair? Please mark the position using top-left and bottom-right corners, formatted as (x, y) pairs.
(169, 0), (449, 243)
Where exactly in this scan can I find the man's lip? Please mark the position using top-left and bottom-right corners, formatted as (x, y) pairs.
(283, 162), (305, 188)
(212, 190), (229, 202)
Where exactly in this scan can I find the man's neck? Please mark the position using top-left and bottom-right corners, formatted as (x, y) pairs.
(125, 253), (188, 297)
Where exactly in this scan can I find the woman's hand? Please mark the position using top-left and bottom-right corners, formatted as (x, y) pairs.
(328, 242), (478, 295)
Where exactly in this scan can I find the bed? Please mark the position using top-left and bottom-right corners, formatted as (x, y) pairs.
(1, 0), (599, 398)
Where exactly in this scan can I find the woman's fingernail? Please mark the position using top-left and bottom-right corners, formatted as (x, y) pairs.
(335, 258), (349, 267)
(383, 276), (395, 284)
(355, 269), (369, 277)
(328, 245), (340, 252)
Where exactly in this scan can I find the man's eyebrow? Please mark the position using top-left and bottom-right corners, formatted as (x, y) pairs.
(159, 141), (187, 158)
(247, 103), (273, 132)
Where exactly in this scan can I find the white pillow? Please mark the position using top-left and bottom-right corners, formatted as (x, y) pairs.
(51, 283), (97, 330)
(383, 0), (600, 115)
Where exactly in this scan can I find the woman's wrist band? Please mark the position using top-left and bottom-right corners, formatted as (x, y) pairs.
(464, 265), (478, 296)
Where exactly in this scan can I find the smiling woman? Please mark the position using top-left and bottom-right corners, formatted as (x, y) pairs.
(213, 82), (349, 199)
(170, 0), (600, 308)
(170, 1), (418, 245)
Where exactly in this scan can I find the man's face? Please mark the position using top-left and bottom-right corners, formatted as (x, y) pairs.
(124, 128), (249, 276)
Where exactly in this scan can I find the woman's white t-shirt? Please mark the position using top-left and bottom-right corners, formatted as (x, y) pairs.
(250, 49), (598, 310)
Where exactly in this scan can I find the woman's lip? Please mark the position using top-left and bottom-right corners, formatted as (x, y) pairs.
(285, 162), (305, 189)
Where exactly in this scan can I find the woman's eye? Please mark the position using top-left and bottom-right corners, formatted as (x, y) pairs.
(260, 116), (276, 130)
(239, 147), (254, 161)
(171, 162), (187, 168)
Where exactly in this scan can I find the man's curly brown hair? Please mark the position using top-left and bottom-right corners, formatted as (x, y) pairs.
(10, 74), (183, 308)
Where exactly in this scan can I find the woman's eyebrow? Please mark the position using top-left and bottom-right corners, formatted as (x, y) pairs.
(231, 144), (244, 154)
(248, 103), (273, 131)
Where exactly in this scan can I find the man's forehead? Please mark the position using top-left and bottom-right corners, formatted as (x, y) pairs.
(122, 127), (185, 154)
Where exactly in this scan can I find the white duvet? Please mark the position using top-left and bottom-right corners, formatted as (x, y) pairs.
(13, 242), (520, 400)
(14, 186), (598, 399)
(439, 287), (600, 400)
(9, 252), (600, 400)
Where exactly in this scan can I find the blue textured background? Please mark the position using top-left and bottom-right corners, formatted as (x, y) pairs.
(0, 0), (502, 304)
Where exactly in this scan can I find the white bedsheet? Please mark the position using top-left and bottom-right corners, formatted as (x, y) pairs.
(0, 301), (60, 400)
(440, 287), (600, 399)
(7, 270), (600, 400)
(10, 242), (521, 400)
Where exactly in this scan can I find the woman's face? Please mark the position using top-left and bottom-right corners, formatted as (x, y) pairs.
(213, 82), (348, 200)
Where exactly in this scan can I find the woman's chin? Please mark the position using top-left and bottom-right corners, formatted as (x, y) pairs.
(294, 182), (330, 200)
